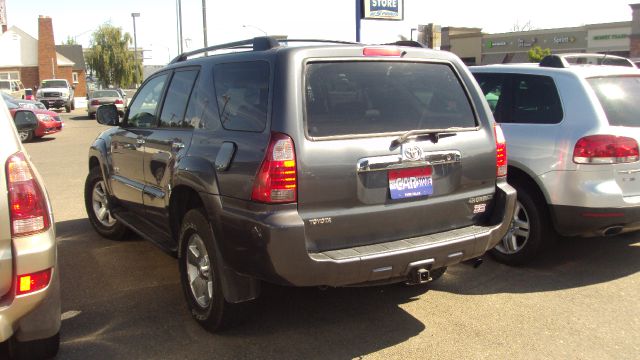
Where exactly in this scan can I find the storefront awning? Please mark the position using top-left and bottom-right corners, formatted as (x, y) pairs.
(482, 53), (506, 65)
(511, 52), (532, 63)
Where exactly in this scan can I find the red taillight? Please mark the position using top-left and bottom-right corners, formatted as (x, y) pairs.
(251, 133), (297, 203)
(115, 99), (124, 105)
(363, 47), (402, 57)
(573, 135), (639, 164)
(6, 152), (50, 236)
(495, 124), (508, 177)
(91, 99), (100, 105)
(17, 268), (52, 296)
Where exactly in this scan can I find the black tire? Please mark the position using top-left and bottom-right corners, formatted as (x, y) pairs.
(490, 184), (553, 266)
(179, 208), (235, 332)
(65, 104), (71, 113)
(10, 332), (60, 360)
(70, 101), (75, 110)
(89, 112), (95, 119)
(18, 130), (33, 143)
(84, 166), (129, 240)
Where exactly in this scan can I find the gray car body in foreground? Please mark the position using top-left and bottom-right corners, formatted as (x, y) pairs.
(0, 100), (60, 357)
(87, 38), (516, 330)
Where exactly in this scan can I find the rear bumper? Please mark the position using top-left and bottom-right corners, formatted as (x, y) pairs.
(209, 181), (516, 287)
(0, 228), (60, 342)
(551, 205), (640, 237)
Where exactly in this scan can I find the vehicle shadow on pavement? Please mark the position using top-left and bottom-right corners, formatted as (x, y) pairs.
(29, 137), (55, 143)
(431, 232), (640, 295)
(68, 115), (93, 121)
(55, 218), (427, 360)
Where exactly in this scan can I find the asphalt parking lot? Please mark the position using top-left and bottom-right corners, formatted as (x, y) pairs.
(22, 109), (640, 359)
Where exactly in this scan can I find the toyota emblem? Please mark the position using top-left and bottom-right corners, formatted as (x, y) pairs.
(403, 145), (423, 161)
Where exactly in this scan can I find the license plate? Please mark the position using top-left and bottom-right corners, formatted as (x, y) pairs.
(388, 167), (433, 200)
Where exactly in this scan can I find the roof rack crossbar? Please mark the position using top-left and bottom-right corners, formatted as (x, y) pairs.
(170, 36), (280, 64)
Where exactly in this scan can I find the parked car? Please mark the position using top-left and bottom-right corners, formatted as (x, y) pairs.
(87, 89), (126, 119)
(540, 53), (636, 68)
(2, 92), (47, 110)
(3, 94), (63, 142)
(115, 88), (128, 107)
(10, 106), (39, 144)
(0, 100), (61, 359)
(86, 37), (516, 332)
(35, 79), (75, 113)
(24, 88), (35, 100)
(471, 56), (640, 265)
(0, 79), (26, 99)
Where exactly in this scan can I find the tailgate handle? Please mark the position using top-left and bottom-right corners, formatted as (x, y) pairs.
(357, 151), (461, 173)
(215, 142), (237, 172)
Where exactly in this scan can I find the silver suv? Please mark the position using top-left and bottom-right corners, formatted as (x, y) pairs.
(0, 101), (60, 358)
(472, 60), (640, 265)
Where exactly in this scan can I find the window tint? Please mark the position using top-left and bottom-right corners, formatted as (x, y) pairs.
(511, 75), (563, 124)
(159, 70), (199, 128)
(474, 73), (505, 115)
(213, 62), (269, 132)
(588, 76), (640, 127)
(126, 74), (168, 128)
(305, 62), (476, 137)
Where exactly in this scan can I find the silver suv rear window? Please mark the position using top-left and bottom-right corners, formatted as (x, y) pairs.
(588, 76), (640, 127)
(305, 61), (476, 137)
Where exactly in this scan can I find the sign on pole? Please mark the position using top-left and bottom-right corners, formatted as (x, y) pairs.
(362, 0), (404, 21)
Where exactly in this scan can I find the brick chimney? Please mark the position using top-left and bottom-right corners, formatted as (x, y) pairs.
(38, 15), (58, 81)
(630, 4), (640, 58)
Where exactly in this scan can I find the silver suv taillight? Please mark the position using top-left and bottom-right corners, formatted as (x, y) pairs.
(251, 133), (297, 203)
(495, 124), (508, 177)
(6, 152), (50, 236)
(573, 135), (639, 164)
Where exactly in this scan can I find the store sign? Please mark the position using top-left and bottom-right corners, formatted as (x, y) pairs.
(487, 40), (507, 48)
(363, 0), (404, 20)
(553, 36), (576, 44)
(593, 34), (628, 41)
(518, 38), (537, 48)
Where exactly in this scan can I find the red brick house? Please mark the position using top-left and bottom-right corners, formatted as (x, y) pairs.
(0, 16), (87, 98)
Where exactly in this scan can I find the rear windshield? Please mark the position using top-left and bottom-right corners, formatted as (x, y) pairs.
(92, 90), (119, 98)
(305, 61), (476, 137)
(588, 76), (640, 127)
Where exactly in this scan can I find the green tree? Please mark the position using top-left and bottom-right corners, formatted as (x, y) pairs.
(528, 46), (552, 63)
(62, 36), (77, 45)
(85, 24), (141, 88)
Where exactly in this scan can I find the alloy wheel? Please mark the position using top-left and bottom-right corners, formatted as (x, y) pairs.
(496, 200), (530, 254)
(92, 180), (116, 227)
(186, 234), (214, 308)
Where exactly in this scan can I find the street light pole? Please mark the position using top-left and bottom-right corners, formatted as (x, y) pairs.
(177, 0), (183, 53)
(131, 12), (140, 88)
(202, 0), (208, 56)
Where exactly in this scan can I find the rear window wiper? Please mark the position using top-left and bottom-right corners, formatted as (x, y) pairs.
(392, 127), (469, 147)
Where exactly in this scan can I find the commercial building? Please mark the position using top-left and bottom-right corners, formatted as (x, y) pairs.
(433, 4), (640, 65)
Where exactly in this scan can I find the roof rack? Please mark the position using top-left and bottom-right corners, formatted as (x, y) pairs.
(382, 40), (426, 48)
(170, 37), (360, 64)
(540, 53), (636, 68)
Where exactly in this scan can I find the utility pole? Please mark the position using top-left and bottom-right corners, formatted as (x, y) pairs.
(131, 12), (140, 88)
(178, 0), (184, 53)
(202, 0), (208, 56)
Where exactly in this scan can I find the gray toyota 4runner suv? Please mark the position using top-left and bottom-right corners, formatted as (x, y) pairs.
(86, 37), (516, 331)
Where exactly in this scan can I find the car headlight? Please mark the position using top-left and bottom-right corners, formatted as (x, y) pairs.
(36, 113), (52, 122)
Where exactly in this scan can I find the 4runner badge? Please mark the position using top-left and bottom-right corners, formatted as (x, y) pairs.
(309, 217), (332, 225)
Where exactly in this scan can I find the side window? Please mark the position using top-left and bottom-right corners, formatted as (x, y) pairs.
(213, 61), (269, 132)
(159, 69), (199, 128)
(511, 75), (563, 124)
(126, 74), (168, 128)
(474, 73), (507, 122)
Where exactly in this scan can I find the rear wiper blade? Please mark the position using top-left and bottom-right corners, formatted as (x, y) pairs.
(392, 127), (467, 147)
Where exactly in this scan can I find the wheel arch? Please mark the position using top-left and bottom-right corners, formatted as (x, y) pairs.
(507, 165), (558, 232)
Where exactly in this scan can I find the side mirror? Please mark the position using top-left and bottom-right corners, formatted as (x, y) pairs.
(13, 110), (38, 132)
(96, 104), (120, 126)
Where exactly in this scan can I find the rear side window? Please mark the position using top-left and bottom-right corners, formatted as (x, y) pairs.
(588, 76), (640, 127)
(305, 62), (476, 137)
(159, 69), (199, 128)
(213, 61), (269, 132)
(510, 75), (563, 124)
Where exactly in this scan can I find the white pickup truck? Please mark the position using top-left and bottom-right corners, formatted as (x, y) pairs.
(36, 79), (75, 112)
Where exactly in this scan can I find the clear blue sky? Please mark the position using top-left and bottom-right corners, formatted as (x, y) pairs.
(4, 0), (636, 64)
